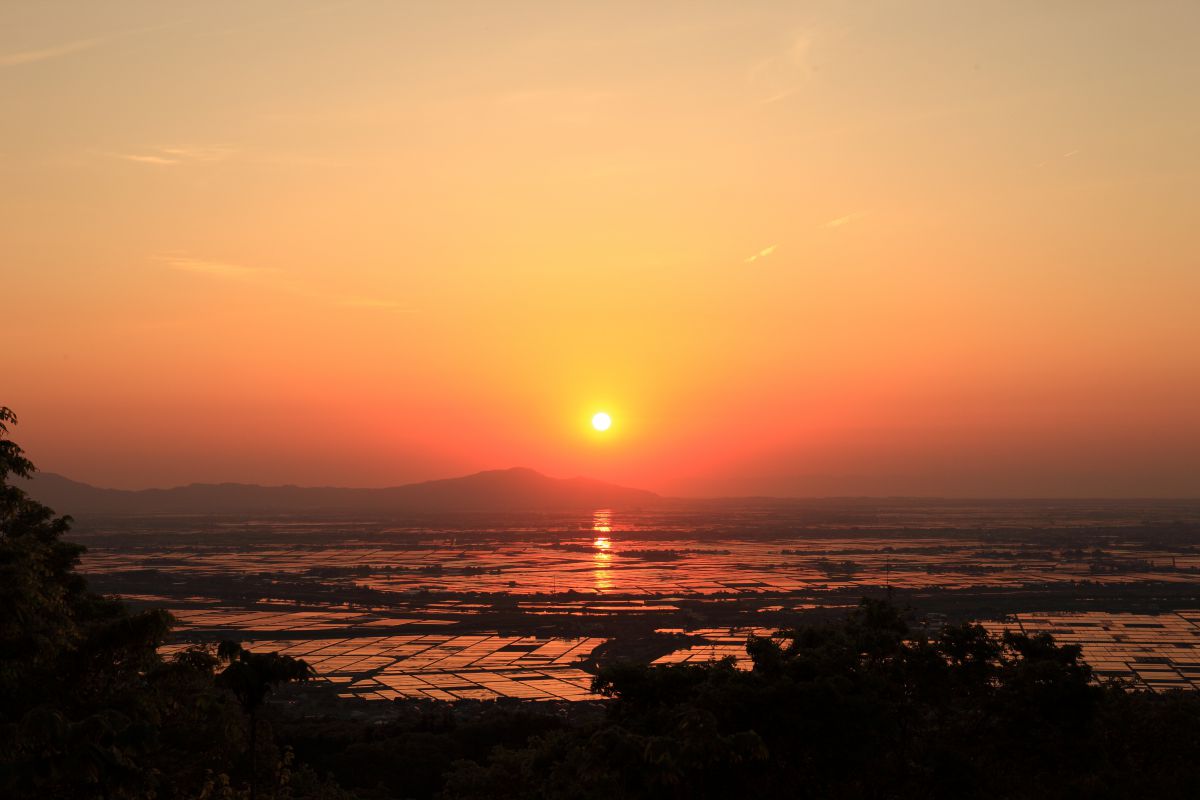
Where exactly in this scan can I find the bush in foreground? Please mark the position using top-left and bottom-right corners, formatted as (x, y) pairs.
(442, 600), (1200, 800)
(0, 408), (329, 799)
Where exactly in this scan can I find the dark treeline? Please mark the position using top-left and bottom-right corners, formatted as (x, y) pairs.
(441, 605), (1200, 799)
(4, 407), (1200, 799)
(287, 600), (1200, 799)
(0, 409), (338, 799)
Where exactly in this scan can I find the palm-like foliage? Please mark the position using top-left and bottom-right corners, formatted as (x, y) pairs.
(218, 641), (315, 714)
(218, 641), (315, 800)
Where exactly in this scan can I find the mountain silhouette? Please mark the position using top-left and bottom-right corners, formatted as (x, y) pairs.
(18, 468), (660, 515)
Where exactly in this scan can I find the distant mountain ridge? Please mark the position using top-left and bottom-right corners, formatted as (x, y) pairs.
(17, 467), (660, 516)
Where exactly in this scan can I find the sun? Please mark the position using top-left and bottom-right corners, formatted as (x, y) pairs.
(591, 412), (612, 432)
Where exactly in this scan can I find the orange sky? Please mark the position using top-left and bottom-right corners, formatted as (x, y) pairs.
(4, 2), (1199, 496)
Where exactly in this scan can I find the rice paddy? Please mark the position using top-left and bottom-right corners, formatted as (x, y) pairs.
(70, 501), (1200, 702)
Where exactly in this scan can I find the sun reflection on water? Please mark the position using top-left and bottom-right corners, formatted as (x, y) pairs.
(593, 510), (613, 592)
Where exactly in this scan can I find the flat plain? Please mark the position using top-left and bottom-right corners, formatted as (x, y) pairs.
(73, 500), (1200, 702)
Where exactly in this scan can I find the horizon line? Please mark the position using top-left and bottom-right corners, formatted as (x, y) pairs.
(22, 469), (1200, 504)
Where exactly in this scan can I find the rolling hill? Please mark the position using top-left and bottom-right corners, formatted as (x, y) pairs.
(17, 467), (660, 516)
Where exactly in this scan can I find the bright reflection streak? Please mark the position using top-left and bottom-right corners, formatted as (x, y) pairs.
(594, 570), (612, 593)
(593, 510), (613, 592)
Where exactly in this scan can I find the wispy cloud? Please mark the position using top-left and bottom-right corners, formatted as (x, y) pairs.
(108, 144), (235, 166)
(0, 36), (107, 67)
(745, 244), (778, 263)
(0, 23), (179, 67)
(161, 256), (282, 281)
(1035, 149), (1081, 168)
(113, 153), (181, 166)
(759, 87), (798, 106)
(159, 145), (234, 161)
(824, 213), (858, 228)
(158, 254), (415, 313)
(750, 32), (816, 104)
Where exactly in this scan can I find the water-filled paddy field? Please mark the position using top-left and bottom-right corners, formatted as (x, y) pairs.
(71, 500), (1200, 701)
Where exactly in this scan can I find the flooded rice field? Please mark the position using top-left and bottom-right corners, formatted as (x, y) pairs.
(651, 613), (1200, 692)
(162, 634), (605, 702)
(70, 500), (1200, 702)
(982, 611), (1200, 692)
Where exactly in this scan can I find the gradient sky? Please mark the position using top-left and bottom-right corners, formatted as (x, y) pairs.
(4, 1), (1198, 496)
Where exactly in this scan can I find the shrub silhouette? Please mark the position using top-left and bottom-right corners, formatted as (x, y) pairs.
(218, 640), (315, 800)
(443, 598), (1200, 800)
(0, 408), (321, 799)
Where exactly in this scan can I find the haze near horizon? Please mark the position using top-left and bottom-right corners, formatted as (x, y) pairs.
(4, 1), (1198, 497)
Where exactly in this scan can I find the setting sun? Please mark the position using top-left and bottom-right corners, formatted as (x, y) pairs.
(4, 4), (1200, 795)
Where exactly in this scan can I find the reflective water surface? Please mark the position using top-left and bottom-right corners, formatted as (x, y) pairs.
(72, 500), (1200, 700)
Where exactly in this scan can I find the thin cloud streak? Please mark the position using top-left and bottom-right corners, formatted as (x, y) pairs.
(759, 87), (798, 105)
(748, 32), (816, 105)
(159, 145), (234, 161)
(745, 244), (778, 263)
(161, 256), (282, 281)
(824, 213), (858, 228)
(108, 145), (235, 166)
(0, 22), (180, 67)
(113, 153), (180, 166)
(0, 37), (106, 66)
(159, 254), (415, 313)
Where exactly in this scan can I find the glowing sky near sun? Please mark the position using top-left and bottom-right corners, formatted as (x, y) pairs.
(3, 2), (1199, 496)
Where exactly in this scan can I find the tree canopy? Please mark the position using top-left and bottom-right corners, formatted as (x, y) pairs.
(442, 599), (1200, 800)
(0, 409), (321, 799)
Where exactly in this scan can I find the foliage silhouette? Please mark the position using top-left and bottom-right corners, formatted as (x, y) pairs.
(0, 408), (333, 799)
(218, 641), (315, 800)
(442, 598), (1200, 800)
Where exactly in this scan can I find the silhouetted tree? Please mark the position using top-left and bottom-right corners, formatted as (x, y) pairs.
(1, 407), (173, 796)
(218, 640), (314, 800)
(442, 600), (1200, 800)
(0, 408), (327, 799)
